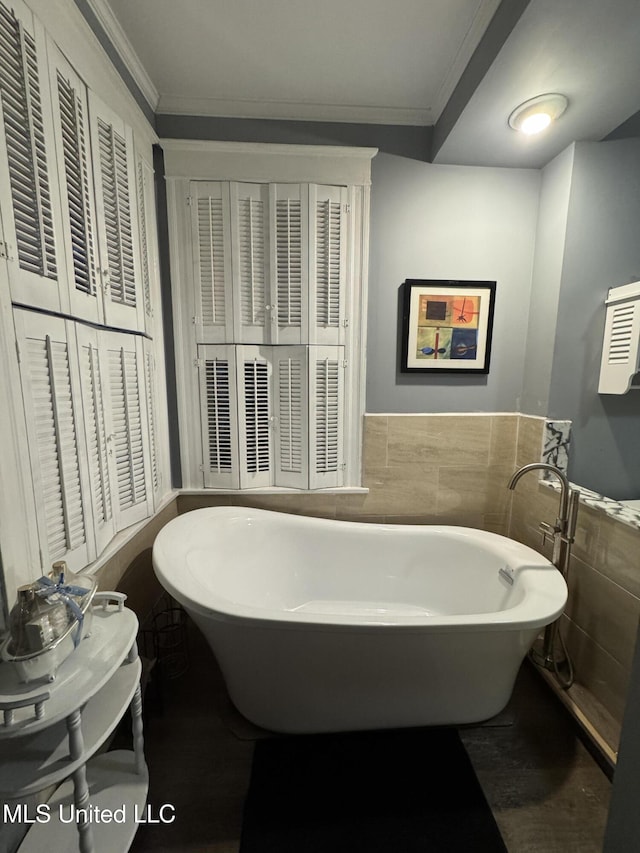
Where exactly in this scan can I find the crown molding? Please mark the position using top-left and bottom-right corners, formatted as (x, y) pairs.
(157, 95), (432, 127)
(83, 0), (160, 111)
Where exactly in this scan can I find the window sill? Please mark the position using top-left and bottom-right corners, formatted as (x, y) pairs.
(179, 486), (369, 496)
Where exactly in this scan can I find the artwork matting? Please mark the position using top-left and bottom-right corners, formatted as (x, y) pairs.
(401, 279), (496, 374)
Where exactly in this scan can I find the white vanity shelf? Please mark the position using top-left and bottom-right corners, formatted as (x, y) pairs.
(0, 594), (148, 853)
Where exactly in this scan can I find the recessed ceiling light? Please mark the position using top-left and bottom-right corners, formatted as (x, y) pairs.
(508, 94), (569, 135)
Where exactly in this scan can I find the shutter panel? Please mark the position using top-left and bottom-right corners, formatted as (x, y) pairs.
(0, 0), (65, 313)
(75, 324), (115, 554)
(197, 344), (239, 488)
(48, 43), (101, 323)
(230, 181), (270, 343)
(308, 346), (345, 489)
(191, 181), (234, 343)
(14, 310), (93, 570)
(89, 92), (143, 331)
(270, 183), (308, 344)
(237, 345), (272, 488)
(272, 346), (308, 488)
(102, 331), (152, 528)
(309, 184), (347, 344)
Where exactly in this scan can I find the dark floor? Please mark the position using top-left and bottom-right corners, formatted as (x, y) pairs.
(129, 621), (611, 853)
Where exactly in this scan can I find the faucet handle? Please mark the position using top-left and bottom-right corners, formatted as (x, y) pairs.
(539, 521), (556, 548)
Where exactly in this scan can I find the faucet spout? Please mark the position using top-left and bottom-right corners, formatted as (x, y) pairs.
(508, 462), (570, 522)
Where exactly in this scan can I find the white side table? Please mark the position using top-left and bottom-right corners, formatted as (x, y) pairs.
(0, 594), (148, 853)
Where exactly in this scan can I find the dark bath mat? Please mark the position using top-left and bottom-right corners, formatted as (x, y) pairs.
(239, 726), (508, 853)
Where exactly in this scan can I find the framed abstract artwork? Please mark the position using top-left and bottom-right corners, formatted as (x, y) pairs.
(401, 279), (496, 373)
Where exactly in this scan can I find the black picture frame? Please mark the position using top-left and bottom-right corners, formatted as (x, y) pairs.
(401, 279), (496, 374)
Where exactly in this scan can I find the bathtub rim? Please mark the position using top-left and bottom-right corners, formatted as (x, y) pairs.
(152, 506), (567, 633)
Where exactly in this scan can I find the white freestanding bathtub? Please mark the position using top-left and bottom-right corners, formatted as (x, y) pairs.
(152, 506), (567, 733)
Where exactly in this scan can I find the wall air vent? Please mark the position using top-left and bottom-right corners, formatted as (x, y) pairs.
(598, 281), (640, 394)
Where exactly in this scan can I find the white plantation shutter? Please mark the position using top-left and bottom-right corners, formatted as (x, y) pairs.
(270, 183), (308, 344)
(230, 181), (270, 343)
(272, 346), (308, 488)
(237, 346), (272, 488)
(75, 324), (115, 554)
(309, 346), (345, 489)
(197, 345), (239, 488)
(48, 43), (101, 323)
(14, 310), (92, 570)
(102, 331), (152, 528)
(89, 92), (142, 331)
(191, 181), (234, 343)
(176, 177), (365, 491)
(0, 0), (65, 313)
(309, 184), (347, 344)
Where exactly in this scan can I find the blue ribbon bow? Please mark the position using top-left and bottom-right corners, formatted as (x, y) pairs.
(35, 572), (88, 647)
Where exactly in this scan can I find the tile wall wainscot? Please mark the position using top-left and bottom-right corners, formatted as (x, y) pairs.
(178, 413), (522, 531)
(508, 415), (640, 764)
(93, 498), (179, 595)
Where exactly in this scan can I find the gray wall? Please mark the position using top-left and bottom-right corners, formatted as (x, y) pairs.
(520, 145), (574, 414)
(547, 139), (640, 499)
(366, 152), (540, 413)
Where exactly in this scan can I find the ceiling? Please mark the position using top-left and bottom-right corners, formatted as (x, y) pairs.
(95, 0), (640, 168)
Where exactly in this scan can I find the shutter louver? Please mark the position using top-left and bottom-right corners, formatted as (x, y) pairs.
(607, 304), (635, 364)
(276, 198), (302, 326)
(315, 199), (341, 326)
(315, 358), (340, 473)
(244, 359), (270, 474)
(231, 182), (270, 342)
(76, 326), (115, 554)
(30, 336), (85, 555)
(271, 184), (308, 343)
(237, 347), (271, 487)
(198, 345), (239, 487)
(103, 333), (151, 527)
(198, 195), (225, 325)
(15, 312), (92, 569)
(309, 346), (344, 488)
(273, 346), (308, 488)
(83, 342), (111, 524)
(109, 347), (142, 510)
(205, 359), (232, 473)
(0, 2), (57, 283)
(278, 357), (303, 473)
(309, 185), (347, 343)
(56, 70), (95, 298)
(97, 118), (135, 307)
(239, 195), (265, 326)
(191, 183), (234, 342)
